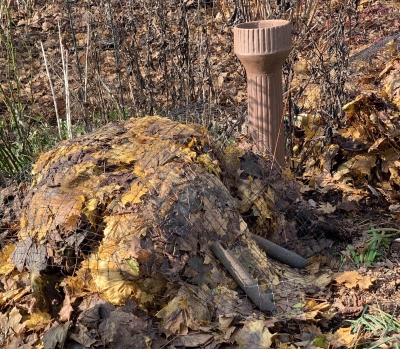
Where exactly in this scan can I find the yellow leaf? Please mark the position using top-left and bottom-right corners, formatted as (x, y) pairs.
(121, 181), (148, 205)
(103, 213), (147, 240)
(307, 301), (331, 312)
(20, 189), (85, 240)
(181, 147), (197, 161)
(95, 184), (122, 202)
(327, 327), (355, 347)
(0, 244), (15, 275)
(1, 286), (30, 304)
(342, 95), (365, 113)
(24, 309), (51, 331)
(82, 198), (99, 227)
(125, 259), (139, 277)
(196, 154), (221, 175)
(96, 146), (137, 166)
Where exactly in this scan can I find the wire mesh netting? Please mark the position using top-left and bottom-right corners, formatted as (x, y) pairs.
(0, 0), (379, 347)
(0, 115), (338, 346)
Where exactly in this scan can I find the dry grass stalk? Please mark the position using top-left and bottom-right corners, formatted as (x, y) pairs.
(40, 41), (62, 140)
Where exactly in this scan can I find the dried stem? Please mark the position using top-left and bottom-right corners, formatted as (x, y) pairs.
(40, 41), (61, 140)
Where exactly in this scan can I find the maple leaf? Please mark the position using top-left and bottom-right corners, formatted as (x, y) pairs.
(334, 271), (375, 290)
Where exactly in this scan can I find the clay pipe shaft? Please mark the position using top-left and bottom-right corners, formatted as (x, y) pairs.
(251, 233), (307, 269)
(210, 241), (275, 313)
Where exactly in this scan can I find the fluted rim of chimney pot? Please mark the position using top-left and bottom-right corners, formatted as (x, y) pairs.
(234, 20), (292, 55)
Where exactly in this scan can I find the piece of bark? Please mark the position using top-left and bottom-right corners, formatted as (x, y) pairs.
(251, 233), (308, 269)
(210, 241), (275, 313)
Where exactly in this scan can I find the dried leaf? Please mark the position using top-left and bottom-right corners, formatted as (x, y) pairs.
(334, 271), (375, 290)
(24, 309), (51, 331)
(232, 320), (273, 349)
(173, 333), (214, 347)
(318, 202), (336, 214)
(326, 327), (355, 348)
(156, 287), (210, 336)
(0, 306), (24, 338)
(59, 287), (74, 322)
(121, 181), (148, 205)
(42, 322), (71, 349)
(0, 245), (15, 276)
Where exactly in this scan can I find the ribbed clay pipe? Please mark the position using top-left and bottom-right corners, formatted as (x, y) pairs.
(210, 241), (275, 313)
(234, 20), (292, 166)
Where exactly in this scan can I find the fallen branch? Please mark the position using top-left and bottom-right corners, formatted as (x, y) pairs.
(210, 241), (275, 313)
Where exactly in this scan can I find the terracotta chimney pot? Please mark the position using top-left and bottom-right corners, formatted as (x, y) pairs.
(234, 20), (292, 166)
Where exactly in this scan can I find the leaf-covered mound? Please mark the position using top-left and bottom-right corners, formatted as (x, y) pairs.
(1, 116), (325, 346)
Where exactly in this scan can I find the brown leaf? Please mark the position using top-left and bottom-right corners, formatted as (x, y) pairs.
(232, 320), (273, 349)
(172, 333), (214, 347)
(318, 202), (336, 214)
(334, 271), (375, 290)
(59, 287), (74, 322)
(326, 327), (356, 348)
(0, 307), (25, 340)
(156, 287), (211, 336)
(68, 323), (97, 347)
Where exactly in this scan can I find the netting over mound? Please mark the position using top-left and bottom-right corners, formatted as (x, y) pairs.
(0, 116), (331, 347)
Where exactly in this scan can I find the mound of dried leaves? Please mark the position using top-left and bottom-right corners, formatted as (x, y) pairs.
(0, 116), (339, 348)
